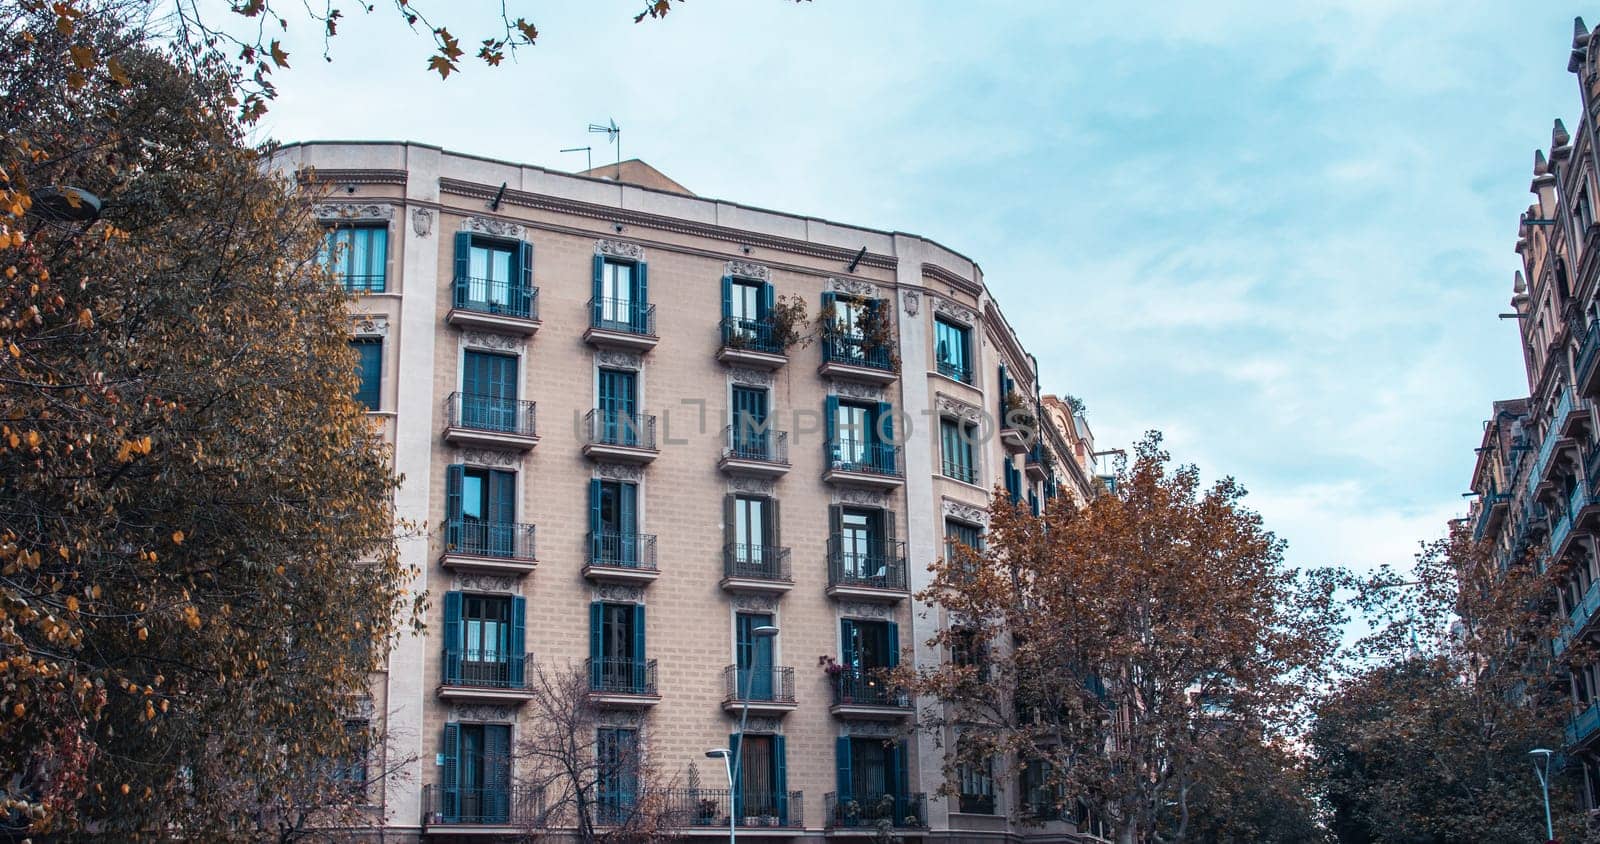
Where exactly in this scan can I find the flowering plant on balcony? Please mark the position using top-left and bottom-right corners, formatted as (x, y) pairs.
(819, 655), (845, 676)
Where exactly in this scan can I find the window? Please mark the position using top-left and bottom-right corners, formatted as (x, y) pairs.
(597, 727), (640, 823)
(730, 386), (770, 458)
(1020, 759), (1063, 819)
(822, 292), (891, 369)
(934, 317), (971, 383)
(834, 737), (909, 823)
(452, 234), (535, 318)
(836, 507), (884, 581)
(945, 520), (983, 561)
(730, 733), (789, 822)
(950, 627), (989, 682)
(322, 225), (387, 293)
(589, 480), (639, 566)
(441, 723), (512, 824)
(841, 618), (899, 674)
(735, 612), (777, 701)
(332, 719), (369, 792)
(826, 397), (895, 474)
(957, 758), (995, 814)
(728, 495), (773, 562)
(468, 240), (517, 310)
(351, 338), (381, 410)
(1580, 187), (1595, 232)
(940, 418), (977, 484)
(592, 256), (650, 332)
(730, 279), (763, 329)
(835, 401), (871, 465)
(589, 602), (647, 693)
(596, 368), (639, 445)
(442, 591), (526, 688)
(446, 466), (517, 557)
(461, 350), (518, 431)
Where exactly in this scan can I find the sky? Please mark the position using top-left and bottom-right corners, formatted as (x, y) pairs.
(255, 0), (1585, 577)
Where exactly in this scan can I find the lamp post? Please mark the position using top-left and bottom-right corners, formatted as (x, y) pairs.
(707, 623), (779, 843)
(1531, 748), (1554, 842)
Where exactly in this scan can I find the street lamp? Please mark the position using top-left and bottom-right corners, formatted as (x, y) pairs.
(707, 623), (779, 844)
(1531, 748), (1554, 842)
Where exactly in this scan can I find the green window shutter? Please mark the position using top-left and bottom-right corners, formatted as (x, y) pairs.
(887, 620), (900, 669)
(760, 281), (774, 318)
(721, 275), (733, 321)
(441, 722), (461, 821)
(723, 494), (736, 553)
(517, 240), (534, 317)
(632, 604), (648, 691)
(773, 735), (789, 825)
(445, 465), (464, 550)
(442, 591), (462, 685)
(824, 395), (840, 461)
(591, 255), (605, 324)
(840, 618), (858, 667)
(633, 262), (650, 333)
(729, 732), (743, 818)
(485, 725), (511, 822)
(835, 736), (853, 799)
(453, 231), (472, 285)
(589, 602), (604, 687)
(769, 497), (781, 550)
(588, 479), (603, 560)
(508, 595), (526, 687)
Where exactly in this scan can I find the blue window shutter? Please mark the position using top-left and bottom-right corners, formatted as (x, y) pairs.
(588, 479), (603, 559)
(591, 255), (605, 324)
(824, 396), (840, 461)
(840, 618), (857, 667)
(835, 736), (853, 799)
(369, 226), (388, 292)
(633, 262), (650, 333)
(508, 595), (526, 687)
(517, 240), (534, 316)
(773, 735), (789, 824)
(729, 732), (743, 818)
(760, 281), (775, 318)
(453, 232), (471, 284)
(442, 591), (462, 685)
(589, 602), (603, 687)
(821, 291), (837, 314)
(445, 465), (464, 550)
(876, 401), (894, 445)
(887, 621), (900, 668)
(485, 725), (511, 822)
(441, 723), (461, 822)
(632, 604), (647, 691)
(721, 275), (733, 321)
(620, 483), (637, 536)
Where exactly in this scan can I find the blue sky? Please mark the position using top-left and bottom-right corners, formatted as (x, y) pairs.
(258, 1), (1583, 575)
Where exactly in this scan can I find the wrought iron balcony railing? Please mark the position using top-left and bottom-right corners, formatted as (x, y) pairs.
(453, 275), (538, 320)
(423, 783), (544, 826)
(589, 297), (656, 336)
(827, 537), (908, 592)
(586, 531), (658, 571)
(723, 543), (792, 582)
(442, 648), (531, 689)
(721, 316), (786, 356)
(936, 358), (972, 383)
(723, 424), (789, 465)
(587, 657), (658, 696)
(1568, 701), (1600, 747)
(444, 518), (537, 561)
(830, 667), (909, 709)
(941, 457), (977, 485)
(446, 392), (537, 437)
(821, 335), (896, 372)
(824, 440), (902, 477)
(658, 787), (803, 828)
(823, 792), (926, 829)
(584, 408), (658, 450)
(722, 664), (796, 705)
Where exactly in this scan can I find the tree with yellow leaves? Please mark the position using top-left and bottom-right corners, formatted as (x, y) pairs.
(0, 4), (414, 837)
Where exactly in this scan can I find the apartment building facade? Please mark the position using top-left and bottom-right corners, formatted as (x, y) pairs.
(271, 142), (1102, 842)
(1467, 16), (1600, 815)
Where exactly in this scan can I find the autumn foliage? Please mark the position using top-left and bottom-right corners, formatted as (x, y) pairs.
(0, 5), (413, 836)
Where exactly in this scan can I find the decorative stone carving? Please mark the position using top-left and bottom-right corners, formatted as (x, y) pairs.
(597, 710), (643, 728)
(724, 260), (771, 282)
(351, 314), (388, 338)
(462, 331), (524, 352)
(728, 477), (776, 496)
(728, 367), (774, 387)
(933, 296), (977, 326)
(828, 277), (879, 298)
(412, 207), (434, 238)
(460, 449), (521, 468)
(739, 717), (783, 734)
(314, 202), (394, 222)
(731, 594), (778, 613)
(451, 704), (515, 723)
(596, 349), (642, 370)
(462, 215), (526, 240)
(936, 393), (982, 423)
(454, 573), (518, 593)
(597, 239), (645, 260)
(596, 584), (645, 603)
(596, 463), (644, 482)
(838, 601), (895, 620)
(832, 382), (883, 401)
(902, 289), (920, 316)
(943, 497), (988, 526)
(835, 488), (888, 507)
(843, 721), (900, 738)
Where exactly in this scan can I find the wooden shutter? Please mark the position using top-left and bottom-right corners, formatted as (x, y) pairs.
(723, 494), (737, 554)
(442, 591), (462, 685)
(721, 275), (733, 321)
(441, 723), (461, 821)
(453, 232), (472, 285)
(633, 261), (650, 332)
(773, 735), (789, 824)
(835, 736), (853, 799)
(445, 465), (465, 550)
(729, 732), (744, 818)
(517, 240), (534, 316)
(591, 255), (605, 324)
(589, 602), (604, 687)
(508, 595), (526, 687)
(887, 620), (901, 668)
(631, 604), (648, 691)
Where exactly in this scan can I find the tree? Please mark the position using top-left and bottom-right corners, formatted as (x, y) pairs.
(1164, 733), (1323, 844)
(515, 661), (685, 843)
(901, 432), (1343, 844)
(1309, 528), (1581, 844)
(0, 4), (414, 836)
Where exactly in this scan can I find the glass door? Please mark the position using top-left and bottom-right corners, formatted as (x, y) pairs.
(736, 612), (775, 700)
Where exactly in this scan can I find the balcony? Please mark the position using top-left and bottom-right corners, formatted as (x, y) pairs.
(583, 531), (659, 584)
(822, 441), (904, 490)
(718, 317), (788, 369)
(1555, 577), (1600, 657)
(829, 668), (911, 718)
(442, 392), (539, 450)
(1569, 701), (1600, 748)
(1529, 389), (1575, 496)
(582, 409), (660, 463)
(1580, 322), (1600, 400)
(721, 664), (797, 715)
(440, 519), (538, 575)
(584, 298), (658, 352)
(438, 649), (535, 703)
(827, 538), (908, 601)
(1025, 446), (1049, 483)
(661, 788), (803, 833)
(823, 792), (926, 830)
(721, 544), (793, 594)
(719, 425), (790, 478)
(447, 275), (540, 335)
(936, 358), (973, 385)
(1000, 426), (1033, 455)
(818, 336), (898, 385)
(587, 657), (660, 707)
(422, 784), (544, 832)
(1472, 491), (1511, 542)
(941, 457), (978, 486)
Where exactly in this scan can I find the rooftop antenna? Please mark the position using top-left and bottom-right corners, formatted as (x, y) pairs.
(588, 118), (621, 179)
(560, 146), (593, 172)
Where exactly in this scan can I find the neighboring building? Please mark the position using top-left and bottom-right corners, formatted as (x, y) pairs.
(1467, 15), (1600, 815)
(270, 142), (1103, 841)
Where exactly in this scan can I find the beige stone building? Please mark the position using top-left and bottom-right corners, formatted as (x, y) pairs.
(271, 141), (1103, 842)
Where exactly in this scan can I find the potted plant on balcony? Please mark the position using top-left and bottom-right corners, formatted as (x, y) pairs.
(1002, 391), (1037, 432)
(820, 655), (849, 702)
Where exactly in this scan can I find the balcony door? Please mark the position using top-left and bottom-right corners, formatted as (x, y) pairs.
(591, 602), (646, 693)
(462, 350), (518, 431)
(468, 241), (516, 311)
(461, 594), (509, 685)
(841, 618), (898, 675)
(731, 386), (769, 457)
(598, 368), (638, 446)
(447, 465), (516, 558)
(736, 612), (775, 701)
(731, 733), (787, 823)
(833, 401), (871, 467)
(835, 737), (907, 823)
(592, 480), (638, 565)
(444, 723), (511, 823)
(837, 507), (883, 581)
